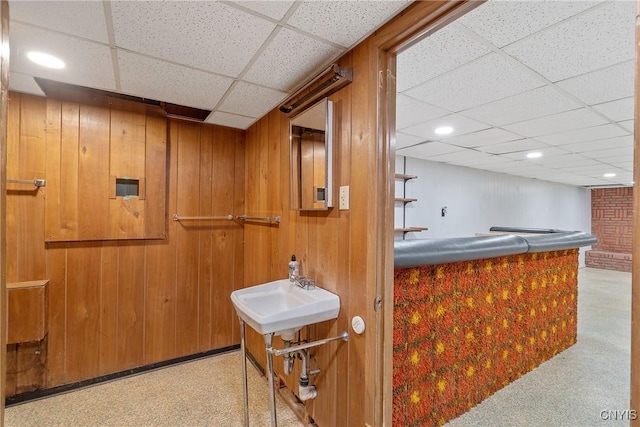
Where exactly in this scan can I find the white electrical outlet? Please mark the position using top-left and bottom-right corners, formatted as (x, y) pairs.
(339, 186), (349, 210)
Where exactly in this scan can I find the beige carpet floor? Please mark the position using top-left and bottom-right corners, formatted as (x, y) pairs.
(5, 350), (305, 427)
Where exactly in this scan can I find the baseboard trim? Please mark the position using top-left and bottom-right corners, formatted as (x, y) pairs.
(6, 344), (240, 407)
(245, 349), (265, 376)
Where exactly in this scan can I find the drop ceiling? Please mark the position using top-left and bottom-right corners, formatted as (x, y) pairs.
(396, 0), (635, 188)
(8, 0), (635, 188)
(8, 0), (409, 129)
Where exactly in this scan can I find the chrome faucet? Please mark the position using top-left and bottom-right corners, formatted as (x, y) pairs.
(292, 276), (315, 290)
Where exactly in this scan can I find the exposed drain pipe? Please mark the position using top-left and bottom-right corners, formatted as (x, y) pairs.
(297, 349), (317, 401)
(283, 340), (294, 375)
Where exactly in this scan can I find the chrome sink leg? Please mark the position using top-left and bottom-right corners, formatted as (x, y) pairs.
(264, 333), (278, 427)
(239, 318), (249, 427)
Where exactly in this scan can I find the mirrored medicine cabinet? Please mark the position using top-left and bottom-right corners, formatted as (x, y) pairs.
(290, 98), (333, 210)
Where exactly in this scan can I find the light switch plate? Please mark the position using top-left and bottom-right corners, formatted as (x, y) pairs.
(339, 186), (349, 210)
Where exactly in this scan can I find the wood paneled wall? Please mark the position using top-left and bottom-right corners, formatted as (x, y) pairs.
(4, 3), (489, 424)
(0, 1), (9, 421)
(244, 47), (378, 426)
(243, 3), (479, 425)
(6, 92), (244, 389)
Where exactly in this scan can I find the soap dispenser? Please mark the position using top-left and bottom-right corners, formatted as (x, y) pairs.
(289, 255), (299, 282)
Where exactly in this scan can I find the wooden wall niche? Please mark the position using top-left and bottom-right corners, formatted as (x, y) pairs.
(44, 100), (167, 241)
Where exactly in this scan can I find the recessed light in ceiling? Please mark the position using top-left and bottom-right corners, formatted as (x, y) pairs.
(604, 173), (616, 178)
(526, 152), (542, 159)
(27, 51), (65, 69)
(434, 126), (453, 135)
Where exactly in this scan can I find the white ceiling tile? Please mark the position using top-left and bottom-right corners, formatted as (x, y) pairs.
(396, 132), (425, 150)
(396, 95), (450, 130)
(504, 1), (635, 82)
(618, 120), (634, 132)
(495, 164), (549, 177)
(517, 167), (564, 180)
(444, 127), (523, 148)
(205, 111), (256, 130)
(611, 171), (634, 179)
(599, 155), (635, 164)
(582, 146), (634, 160)
(118, 50), (234, 110)
(401, 113), (490, 140)
(501, 146), (572, 161)
(396, 23), (492, 92)
(560, 135), (633, 153)
(406, 53), (545, 112)
(475, 138), (547, 155)
(287, 1), (409, 48)
(556, 60), (634, 105)
(10, 23), (116, 91)
(219, 81), (287, 118)
(585, 168), (630, 178)
(460, 86), (582, 127)
(243, 28), (343, 92)
(8, 71), (45, 96)
(111, 1), (275, 77)
(536, 153), (599, 167)
(536, 123), (629, 145)
(566, 177), (610, 186)
(591, 97), (634, 122)
(503, 108), (607, 138)
(491, 160), (547, 173)
(562, 163), (621, 174)
(9, 1), (109, 43)
(231, 1), (296, 20)
(609, 161), (633, 171)
(429, 149), (490, 163)
(397, 141), (464, 159)
(458, 1), (603, 48)
(533, 169), (583, 180)
(545, 178), (582, 186)
(538, 171), (587, 181)
(451, 155), (518, 168)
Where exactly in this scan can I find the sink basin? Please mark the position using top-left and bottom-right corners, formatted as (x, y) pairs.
(231, 279), (340, 338)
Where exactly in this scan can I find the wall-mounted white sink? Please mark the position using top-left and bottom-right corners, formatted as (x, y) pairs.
(231, 279), (340, 338)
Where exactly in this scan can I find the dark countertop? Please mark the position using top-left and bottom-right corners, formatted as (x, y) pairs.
(394, 228), (596, 269)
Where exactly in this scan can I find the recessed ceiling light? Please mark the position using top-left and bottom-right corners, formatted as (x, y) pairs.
(434, 126), (453, 135)
(27, 51), (65, 69)
(526, 152), (542, 159)
(604, 173), (616, 178)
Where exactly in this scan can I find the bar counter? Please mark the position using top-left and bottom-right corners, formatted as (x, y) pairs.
(392, 229), (596, 426)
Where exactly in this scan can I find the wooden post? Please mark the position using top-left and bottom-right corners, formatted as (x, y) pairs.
(0, 0), (9, 423)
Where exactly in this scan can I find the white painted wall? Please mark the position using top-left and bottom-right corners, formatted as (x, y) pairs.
(395, 156), (592, 266)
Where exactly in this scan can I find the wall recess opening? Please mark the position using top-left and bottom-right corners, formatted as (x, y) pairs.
(116, 178), (140, 197)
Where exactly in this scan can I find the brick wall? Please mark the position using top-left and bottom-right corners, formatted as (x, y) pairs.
(585, 187), (633, 272)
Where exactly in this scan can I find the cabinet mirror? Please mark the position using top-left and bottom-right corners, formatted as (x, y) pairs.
(290, 98), (333, 210)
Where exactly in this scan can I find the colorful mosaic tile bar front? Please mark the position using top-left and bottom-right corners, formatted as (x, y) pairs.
(393, 249), (578, 426)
